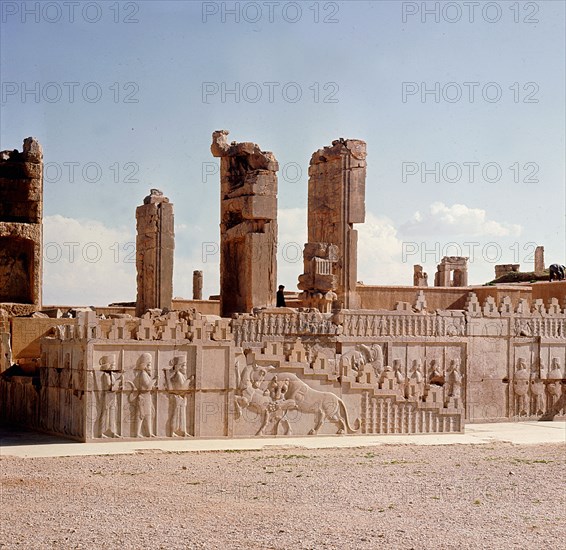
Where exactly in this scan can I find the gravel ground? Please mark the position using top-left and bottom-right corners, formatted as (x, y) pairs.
(1, 442), (564, 549)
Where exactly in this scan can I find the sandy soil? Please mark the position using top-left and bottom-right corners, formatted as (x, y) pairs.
(1, 442), (564, 549)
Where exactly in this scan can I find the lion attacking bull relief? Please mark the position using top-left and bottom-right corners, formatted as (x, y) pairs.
(234, 355), (360, 436)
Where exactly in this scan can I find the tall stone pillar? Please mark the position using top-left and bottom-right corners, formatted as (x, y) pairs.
(193, 270), (203, 300)
(0, 137), (43, 313)
(211, 130), (278, 318)
(135, 189), (174, 317)
(305, 139), (366, 309)
(534, 246), (544, 274)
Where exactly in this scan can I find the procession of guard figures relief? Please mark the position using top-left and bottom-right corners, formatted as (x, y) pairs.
(88, 352), (195, 439)
(512, 356), (565, 418)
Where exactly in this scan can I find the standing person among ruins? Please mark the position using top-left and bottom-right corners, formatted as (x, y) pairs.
(276, 285), (286, 307)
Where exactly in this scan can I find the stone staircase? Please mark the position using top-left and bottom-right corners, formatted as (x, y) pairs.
(252, 340), (464, 435)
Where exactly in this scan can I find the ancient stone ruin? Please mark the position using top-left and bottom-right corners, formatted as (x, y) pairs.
(192, 270), (203, 300)
(534, 245), (545, 274)
(413, 265), (428, 287)
(0, 138), (43, 315)
(495, 264), (520, 279)
(0, 134), (564, 442)
(211, 130), (278, 317)
(135, 189), (174, 317)
(302, 139), (366, 309)
(434, 256), (468, 287)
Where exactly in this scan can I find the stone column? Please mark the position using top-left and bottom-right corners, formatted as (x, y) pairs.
(534, 246), (544, 274)
(0, 137), (43, 312)
(193, 270), (203, 300)
(211, 130), (278, 317)
(306, 139), (366, 309)
(135, 189), (174, 316)
(413, 265), (428, 287)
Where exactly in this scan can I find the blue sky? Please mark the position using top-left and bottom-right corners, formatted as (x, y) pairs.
(1, 1), (564, 305)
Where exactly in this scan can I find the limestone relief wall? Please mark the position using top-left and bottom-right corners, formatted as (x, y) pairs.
(2, 290), (563, 440)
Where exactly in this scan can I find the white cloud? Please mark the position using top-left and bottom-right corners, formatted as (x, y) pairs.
(278, 208), (411, 287)
(42, 202), (525, 306)
(357, 212), (411, 285)
(43, 215), (136, 306)
(399, 202), (522, 238)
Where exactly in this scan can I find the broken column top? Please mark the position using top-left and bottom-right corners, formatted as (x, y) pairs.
(143, 188), (170, 204)
(0, 137), (43, 163)
(210, 130), (278, 170)
(310, 138), (367, 163)
(440, 256), (468, 264)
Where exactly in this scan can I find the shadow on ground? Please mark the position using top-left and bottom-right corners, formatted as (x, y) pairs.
(0, 425), (75, 447)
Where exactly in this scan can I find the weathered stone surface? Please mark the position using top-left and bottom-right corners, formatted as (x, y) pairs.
(495, 264), (520, 279)
(298, 243), (338, 312)
(211, 130), (278, 317)
(0, 138), (42, 309)
(0, 329), (11, 373)
(1, 133), (565, 443)
(135, 189), (174, 316)
(534, 245), (545, 274)
(434, 256), (468, 287)
(192, 270), (203, 300)
(2, 293), (565, 440)
(413, 264), (428, 286)
(302, 138), (366, 309)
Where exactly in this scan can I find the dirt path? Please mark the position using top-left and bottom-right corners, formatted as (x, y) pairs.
(1, 442), (564, 549)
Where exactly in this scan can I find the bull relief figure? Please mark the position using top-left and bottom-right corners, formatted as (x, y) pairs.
(269, 373), (360, 435)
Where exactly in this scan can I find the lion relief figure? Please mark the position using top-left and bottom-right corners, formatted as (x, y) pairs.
(269, 373), (360, 435)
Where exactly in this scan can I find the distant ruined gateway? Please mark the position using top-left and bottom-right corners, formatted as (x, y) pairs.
(0, 133), (564, 441)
